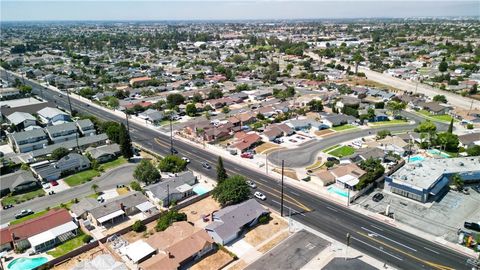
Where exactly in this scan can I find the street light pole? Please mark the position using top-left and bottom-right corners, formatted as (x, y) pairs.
(281, 159), (285, 217)
(169, 115), (173, 153)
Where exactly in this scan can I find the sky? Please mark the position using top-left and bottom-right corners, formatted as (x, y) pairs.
(1, 1), (479, 21)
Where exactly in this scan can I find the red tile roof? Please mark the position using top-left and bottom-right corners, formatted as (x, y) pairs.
(124, 101), (153, 109)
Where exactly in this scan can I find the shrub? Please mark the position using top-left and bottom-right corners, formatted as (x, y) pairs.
(258, 214), (270, 224)
(467, 123), (474, 129)
(132, 220), (146, 232)
(82, 234), (93, 243)
(325, 161), (335, 168)
(130, 181), (142, 192)
(156, 211), (187, 232)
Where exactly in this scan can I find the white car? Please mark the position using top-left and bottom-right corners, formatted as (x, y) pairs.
(246, 180), (257, 189)
(254, 191), (266, 201)
(181, 157), (190, 163)
(42, 183), (50, 189)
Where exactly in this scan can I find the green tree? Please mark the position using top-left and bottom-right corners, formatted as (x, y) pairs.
(166, 93), (185, 108)
(208, 89), (223, 99)
(438, 60), (448, 72)
(435, 132), (459, 152)
(132, 220), (146, 232)
(212, 175), (250, 206)
(386, 101), (406, 117)
(307, 99), (324, 112)
(130, 181), (142, 192)
(134, 159), (160, 184)
(376, 130), (391, 140)
(452, 173), (464, 190)
(415, 120), (437, 134)
(51, 147), (70, 160)
(216, 156), (228, 183)
(357, 158), (385, 189)
(107, 97), (119, 109)
(119, 123), (133, 158)
(469, 84), (478, 95)
(447, 119), (454, 133)
(19, 85), (32, 95)
(222, 106), (230, 114)
(158, 155), (187, 173)
(466, 145), (480, 156)
(185, 103), (197, 117)
(352, 52), (365, 74)
(156, 210), (187, 231)
(192, 93), (203, 103)
(91, 184), (99, 194)
(433, 95), (447, 103)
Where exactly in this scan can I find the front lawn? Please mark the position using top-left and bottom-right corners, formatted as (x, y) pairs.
(1, 189), (45, 206)
(369, 119), (408, 126)
(46, 232), (85, 258)
(328, 145), (355, 158)
(64, 170), (100, 187)
(331, 124), (357, 132)
(9, 209), (49, 225)
(418, 110), (454, 123)
(323, 144), (340, 153)
(98, 157), (127, 171)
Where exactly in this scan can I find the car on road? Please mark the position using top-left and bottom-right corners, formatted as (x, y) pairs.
(181, 157), (190, 163)
(241, 152), (253, 159)
(3, 204), (14, 210)
(15, 209), (34, 219)
(51, 180), (59, 186)
(170, 148), (178, 154)
(202, 162), (211, 169)
(372, 193), (384, 202)
(464, 222), (480, 232)
(246, 180), (257, 188)
(289, 139), (298, 143)
(58, 94), (62, 97)
(254, 191), (266, 201)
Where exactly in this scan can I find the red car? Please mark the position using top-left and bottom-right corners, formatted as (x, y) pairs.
(241, 153), (253, 159)
(51, 180), (59, 186)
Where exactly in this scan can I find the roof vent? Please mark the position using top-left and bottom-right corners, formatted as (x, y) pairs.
(459, 162), (464, 166)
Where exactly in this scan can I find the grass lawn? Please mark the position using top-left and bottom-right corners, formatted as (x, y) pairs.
(9, 209), (50, 225)
(331, 124), (357, 132)
(418, 110), (455, 123)
(98, 157), (127, 171)
(328, 145), (355, 158)
(46, 232), (85, 258)
(64, 170), (100, 187)
(369, 119), (409, 126)
(323, 144), (340, 153)
(1, 189), (45, 206)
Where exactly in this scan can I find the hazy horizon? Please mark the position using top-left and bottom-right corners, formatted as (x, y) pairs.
(1, 1), (479, 22)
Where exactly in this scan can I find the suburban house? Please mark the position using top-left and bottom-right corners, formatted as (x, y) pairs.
(0, 87), (20, 100)
(205, 97), (234, 109)
(71, 254), (128, 270)
(145, 171), (197, 207)
(386, 157), (480, 203)
(0, 170), (40, 197)
(451, 108), (480, 125)
(0, 208), (78, 253)
(76, 119), (96, 136)
(286, 119), (328, 131)
(129, 76), (152, 87)
(86, 144), (121, 163)
(32, 153), (91, 181)
(70, 197), (100, 220)
(203, 124), (233, 142)
(30, 133), (108, 158)
(365, 135), (409, 156)
(322, 114), (357, 127)
(205, 199), (270, 245)
(87, 192), (155, 226)
(8, 128), (49, 153)
(316, 163), (366, 189)
(37, 107), (71, 125)
(7, 112), (37, 131)
(348, 147), (385, 162)
(418, 101), (451, 115)
(44, 122), (79, 143)
(263, 123), (295, 141)
(139, 221), (215, 270)
(121, 240), (156, 264)
(458, 133), (480, 149)
(231, 132), (262, 153)
(138, 109), (164, 125)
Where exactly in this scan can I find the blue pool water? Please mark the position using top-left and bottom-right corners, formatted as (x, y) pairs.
(193, 185), (210, 195)
(8, 257), (48, 270)
(427, 149), (450, 158)
(327, 186), (349, 198)
(408, 155), (425, 163)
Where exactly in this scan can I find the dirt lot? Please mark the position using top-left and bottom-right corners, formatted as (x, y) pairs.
(244, 213), (288, 247)
(180, 196), (221, 223)
(255, 142), (282, 154)
(314, 129), (335, 137)
(348, 77), (403, 93)
(190, 249), (234, 270)
(258, 231), (290, 253)
(51, 247), (106, 270)
(121, 220), (158, 243)
(273, 168), (298, 180)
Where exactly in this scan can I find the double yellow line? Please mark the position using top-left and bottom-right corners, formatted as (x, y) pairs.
(356, 231), (455, 270)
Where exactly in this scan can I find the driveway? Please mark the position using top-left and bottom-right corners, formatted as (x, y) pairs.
(1, 163), (137, 224)
(268, 111), (448, 168)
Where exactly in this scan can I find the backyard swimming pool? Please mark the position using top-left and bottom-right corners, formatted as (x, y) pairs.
(408, 155), (425, 163)
(8, 257), (48, 270)
(327, 186), (349, 198)
(193, 184), (210, 195)
(427, 149), (450, 158)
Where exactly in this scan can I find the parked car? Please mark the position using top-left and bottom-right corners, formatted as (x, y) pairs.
(462, 188), (470, 195)
(51, 180), (59, 186)
(297, 136), (305, 140)
(202, 162), (211, 169)
(246, 180), (257, 188)
(97, 197), (105, 203)
(48, 191), (55, 195)
(241, 153), (253, 159)
(170, 148), (178, 154)
(3, 204), (14, 210)
(464, 222), (480, 232)
(372, 193), (384, 202)
(327, 157), (339, 162)
(289, 139), (298, 143)
(254, 191), (266, 201)
(181, 157), (190, 163)
(42, 183), (50, 189)
(15, 209), (34, 219)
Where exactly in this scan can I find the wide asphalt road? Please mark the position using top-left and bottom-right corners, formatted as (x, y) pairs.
(1, 69), (475, 270)
(1, 163), (137, 223)
(268, 111), (449, 168)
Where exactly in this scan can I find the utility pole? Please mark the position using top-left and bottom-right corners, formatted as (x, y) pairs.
(345, 232), (351, 261)
(281, 159), (285, 217)
(169, 115), (174, 153)
(125, 112), (130, 134)
(66, 89), (74, 115)
(167, 184), (170, 207)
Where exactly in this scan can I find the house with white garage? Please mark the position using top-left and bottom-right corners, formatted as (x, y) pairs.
(7, 112), (37, 131)
(32, 153), (91, 181)
(86, 144), (121, 163)
(37, 107), (71, 125)
(145, 171), (197, 207)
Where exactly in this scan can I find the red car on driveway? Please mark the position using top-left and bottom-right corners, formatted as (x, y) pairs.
(51, 180), (59, 186)
(241, 153), (253, 159)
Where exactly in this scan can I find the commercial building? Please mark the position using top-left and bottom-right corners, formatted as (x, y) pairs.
(385, 157), (480, 203)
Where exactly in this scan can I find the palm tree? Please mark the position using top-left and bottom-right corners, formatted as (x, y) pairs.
(353, 52), (365, 74)
(452, 174), (463, 190)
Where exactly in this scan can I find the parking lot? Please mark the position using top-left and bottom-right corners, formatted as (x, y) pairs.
(359, 188), (480, 242)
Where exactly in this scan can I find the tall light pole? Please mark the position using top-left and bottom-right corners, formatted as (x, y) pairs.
(169, 115), (174, 153)
(280, 159), (285, 217)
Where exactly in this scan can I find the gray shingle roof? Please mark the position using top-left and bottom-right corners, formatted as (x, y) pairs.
(45, 122), (78, 135)
(1, 170), (38, 190)
(146, 171), (196, 200)
(89, 191), (149, 219)
(7, 112), (36, 126)
(10, 129), (47, 143)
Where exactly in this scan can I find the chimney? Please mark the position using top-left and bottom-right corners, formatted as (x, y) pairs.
(168, 251), (174, 258)
(120, 203), (125, 211)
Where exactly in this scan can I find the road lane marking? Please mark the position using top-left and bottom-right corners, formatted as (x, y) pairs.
(357, 231), (455, 270)
(270, 200), (306, 216)
(361, 227), (417, 252)
(351, 236), (403, 261)
(291, 191), (300, 196)
(370, 225), (384, 231)
(326, 206), (338, 212)
(424, 247), (440, 254)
